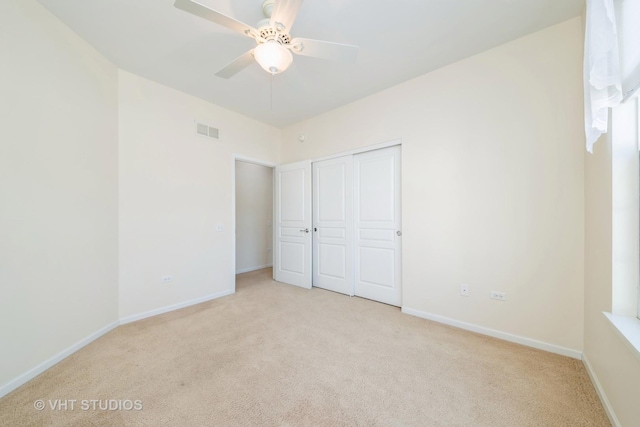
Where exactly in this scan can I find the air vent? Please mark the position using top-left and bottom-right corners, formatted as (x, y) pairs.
(195, 121), (220, 140)
(208, 127), (219, 139)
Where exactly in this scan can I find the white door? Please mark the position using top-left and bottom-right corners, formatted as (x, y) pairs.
(354, 146), (402, 306)
(312, 155), (353, 295)
(274, 160), (312, 289)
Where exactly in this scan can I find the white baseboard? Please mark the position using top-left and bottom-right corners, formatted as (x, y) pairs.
(0, 321), (119, 399)
(1, 290), (236, 399)
(401, 307), (582, 360)
(119, 289), (235, 325)
(582, 353), (621, 427)
(235, 264), (272, 274)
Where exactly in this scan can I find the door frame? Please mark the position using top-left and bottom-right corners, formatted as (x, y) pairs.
(231, 154), (277, 293)
(310, 139), (402, 163)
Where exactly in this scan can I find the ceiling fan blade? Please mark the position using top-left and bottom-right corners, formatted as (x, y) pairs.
(174, 0), (259, 39)
(270, 0), (303, 33)
(215, 50), (255, 79)
(289, 38), (359, 62)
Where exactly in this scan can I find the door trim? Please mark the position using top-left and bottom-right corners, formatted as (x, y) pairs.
(310, 138), (402, 163)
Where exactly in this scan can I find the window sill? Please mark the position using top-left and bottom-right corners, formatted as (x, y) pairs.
(603, 312), (640, 362)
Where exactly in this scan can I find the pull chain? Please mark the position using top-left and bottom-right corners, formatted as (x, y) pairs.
(270, 73), (273, 113)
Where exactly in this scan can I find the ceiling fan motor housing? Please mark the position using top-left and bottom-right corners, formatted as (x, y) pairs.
(258, 26), (291, 45)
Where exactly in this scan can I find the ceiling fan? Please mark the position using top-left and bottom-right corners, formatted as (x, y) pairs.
(174, 0), (359, 78)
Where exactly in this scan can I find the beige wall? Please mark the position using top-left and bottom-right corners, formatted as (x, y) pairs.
(281, 18), (585, 353)
(118, 71), (280, 320)
(584, 117), (640, 426)
(235, 161), (273, 273)
(0, 1), (119, 390)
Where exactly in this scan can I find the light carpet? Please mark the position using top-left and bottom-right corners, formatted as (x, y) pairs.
(0, 268), (609, 426)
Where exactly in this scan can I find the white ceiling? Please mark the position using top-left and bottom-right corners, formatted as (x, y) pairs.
(37, 0), (584, 128)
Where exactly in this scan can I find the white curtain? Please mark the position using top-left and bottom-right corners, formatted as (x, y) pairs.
(584, 0), (622, 153)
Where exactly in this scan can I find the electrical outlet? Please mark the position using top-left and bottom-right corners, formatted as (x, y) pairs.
(490, 291), (506, 301)
(216, 224), (224, 232)
(161, 275), (173, 283)
(460, 284), (470, 297)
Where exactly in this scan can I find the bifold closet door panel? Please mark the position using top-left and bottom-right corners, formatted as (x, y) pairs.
(353, 146), (402, 306)
(312, 155), (354, 295)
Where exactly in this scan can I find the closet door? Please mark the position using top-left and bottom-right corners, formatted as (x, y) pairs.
(274, 160), (312, 289)
(354, 146), (402, 306)
(312, 156), (353, 295)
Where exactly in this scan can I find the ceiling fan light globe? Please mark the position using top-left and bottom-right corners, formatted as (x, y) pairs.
(254, 41), (292, 75)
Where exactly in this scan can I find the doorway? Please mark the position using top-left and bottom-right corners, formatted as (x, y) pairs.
(234, 159), (275, 278)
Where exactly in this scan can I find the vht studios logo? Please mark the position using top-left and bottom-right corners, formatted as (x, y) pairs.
(34, 399), (143, 411)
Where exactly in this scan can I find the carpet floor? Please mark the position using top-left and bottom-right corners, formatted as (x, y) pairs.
(0, 268), (609, 426)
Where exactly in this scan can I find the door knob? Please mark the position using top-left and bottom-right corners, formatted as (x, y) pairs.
(300, 228), (309, 233)
(396, 230), (402, 236)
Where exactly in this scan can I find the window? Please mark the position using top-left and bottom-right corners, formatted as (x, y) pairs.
(612, 0), (640, 319)
(615, 0), (640, 102)
(636, 95), (640, 320)
(611, 94), (639, 318)
(588, 0), (640, 357)
(605, 94), (640, 358)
